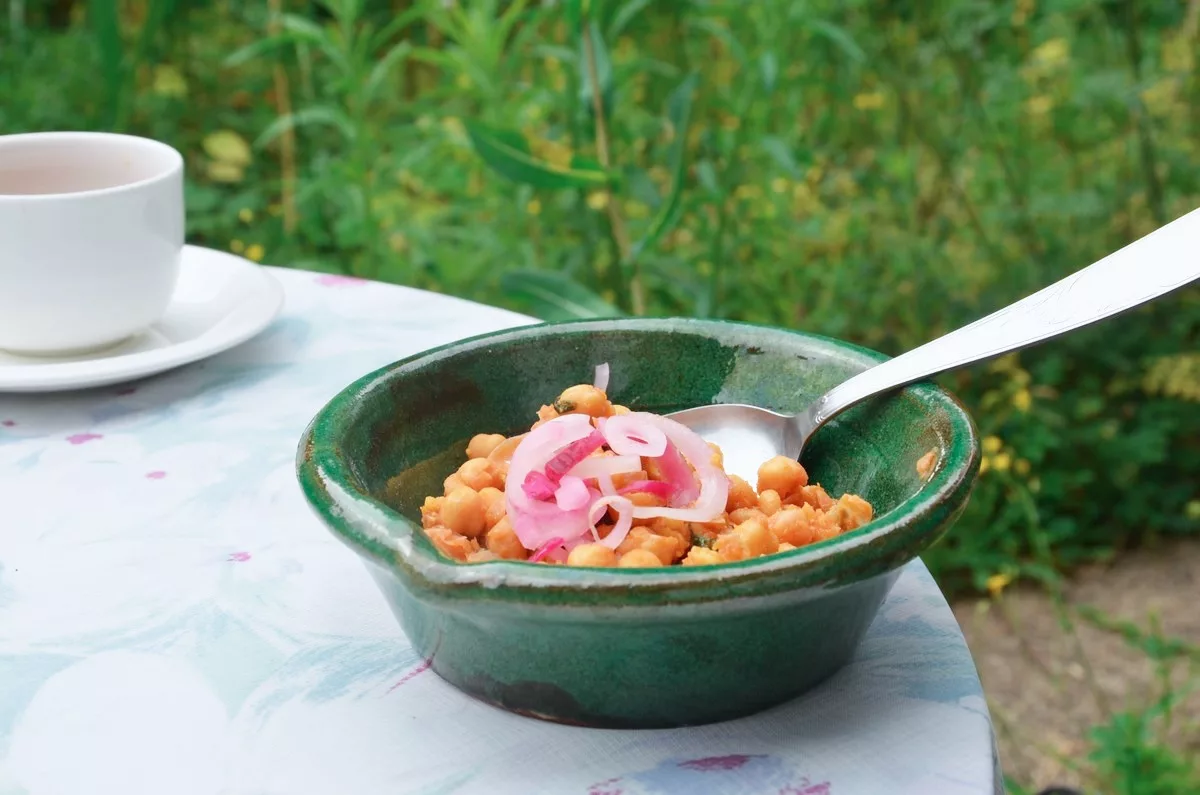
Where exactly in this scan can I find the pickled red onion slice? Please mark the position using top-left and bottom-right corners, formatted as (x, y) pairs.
(601, 414), (668, 457)
(543, 428), (607, 484)
(593, 362), (610, 393)
(617, 479), (676, 500)
(656, 440), (700, 505)
(506, 415), (597, 549)
(554, 476), (590, 510)
(622, 412), (728, 522)
(567, 454), (642, 480)
(529, 537), (565, 563)
(521, 471), (556, 501)
(588, 495), (635, 549)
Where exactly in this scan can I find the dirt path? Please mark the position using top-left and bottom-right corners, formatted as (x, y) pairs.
(952, 539), (1200, 792)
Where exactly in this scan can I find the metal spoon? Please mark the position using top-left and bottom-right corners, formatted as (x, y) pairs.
(670, 208), (1200, 483)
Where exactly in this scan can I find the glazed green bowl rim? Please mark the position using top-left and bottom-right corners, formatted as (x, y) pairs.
(297, 317), (979, 595)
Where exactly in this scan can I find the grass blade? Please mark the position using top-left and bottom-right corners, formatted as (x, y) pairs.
(501, 270), (622, 320)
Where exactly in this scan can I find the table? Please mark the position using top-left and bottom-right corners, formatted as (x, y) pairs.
(0, 266), (1003, 795)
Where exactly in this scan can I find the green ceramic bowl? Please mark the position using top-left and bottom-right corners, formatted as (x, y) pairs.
(297, 318), (979, 728)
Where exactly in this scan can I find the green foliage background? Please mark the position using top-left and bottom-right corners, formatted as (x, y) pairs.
(3, 0), (1197, 597)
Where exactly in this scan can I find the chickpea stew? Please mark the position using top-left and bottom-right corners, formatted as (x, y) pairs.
(419, 365), (875, 567)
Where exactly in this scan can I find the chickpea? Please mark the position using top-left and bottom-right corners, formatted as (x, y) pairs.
(734, 518), (778, 557)
(478, 486), (506, 528)
(553, 384), (612, 418)
(627, 490), (667, 508)
(466, 433), (506, 460)
(443, 474), (465, 495)
(713, 532), (747, 562)
(420, 495), (444, 529)
(611, 404), (631, 415)
(757, 489), (783, 517)
(763, 457), (812, 498)
(616, 527), (681, 565)
(457, 458), (493, 491)
(486, 517), (527, 560)
(618, 549), (662, 568)
(757, 455), (809, 499)
(790, 484), (834, 511)
(729, 507), (768, 526)
(708, 442), (724, 469)
(442, 486), (486, 538)
(830, 493), (873, 532)
(466, 549), (499, 563)
(567, 543), (618, 567)
(769, 505), (820, 547)
(726, 475), (758, 512)
(426, 525), (478, 561)
(916, 448), (938, 481)
(650, 517), (690, 548)
(814, 514), (842, 542)
(682, 547), (722, 566)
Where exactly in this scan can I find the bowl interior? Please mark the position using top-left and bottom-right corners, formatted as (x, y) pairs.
(310, 318), (977, 581)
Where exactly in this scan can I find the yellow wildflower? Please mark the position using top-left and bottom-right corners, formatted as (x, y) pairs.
(1012, 388), (1032, 412)
(986, 572), (1014, 598)
(586, 191), (609, 211)
(1032, 38), (1070, 69)
(853, 91), (885, 111)
(624, 200), (650, 220)
(993, 452), (1012, 472)
(771, 177), (789, 194)
(441, 116), (465, 140)
(982, 435), (1003, 455)
(151, 64), (187, 98)
(245, 243), (265, 262)
(526, 198), (541, 216)
(230, 239), (245, 254)
(238, 208), (254, 224)
(1015, 459), (1031, 476)
(203, 130), (251, 166)
(1026, 95), (1054, 116)
(979, 456), (991, 474)
(984, 574), (1012, 598)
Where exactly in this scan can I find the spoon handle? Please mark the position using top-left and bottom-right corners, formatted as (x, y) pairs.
(805, 207), (1200, 432)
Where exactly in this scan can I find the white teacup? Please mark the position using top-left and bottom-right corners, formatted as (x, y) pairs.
(0, 131), (184, 355)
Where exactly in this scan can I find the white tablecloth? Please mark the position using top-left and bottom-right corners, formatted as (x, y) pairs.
(0, 266), (1002, 794)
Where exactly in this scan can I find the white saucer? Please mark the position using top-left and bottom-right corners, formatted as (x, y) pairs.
(0, 245), (284, 393)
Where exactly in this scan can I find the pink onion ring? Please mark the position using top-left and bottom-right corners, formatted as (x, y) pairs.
(593, 362), (610, 393)
(587, 495), (635, 549)
(623, 412), (729, 522)
(601, 414), (668, 457)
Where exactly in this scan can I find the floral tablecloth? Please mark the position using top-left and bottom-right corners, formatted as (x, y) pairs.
(0, 266), (1002, 794)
